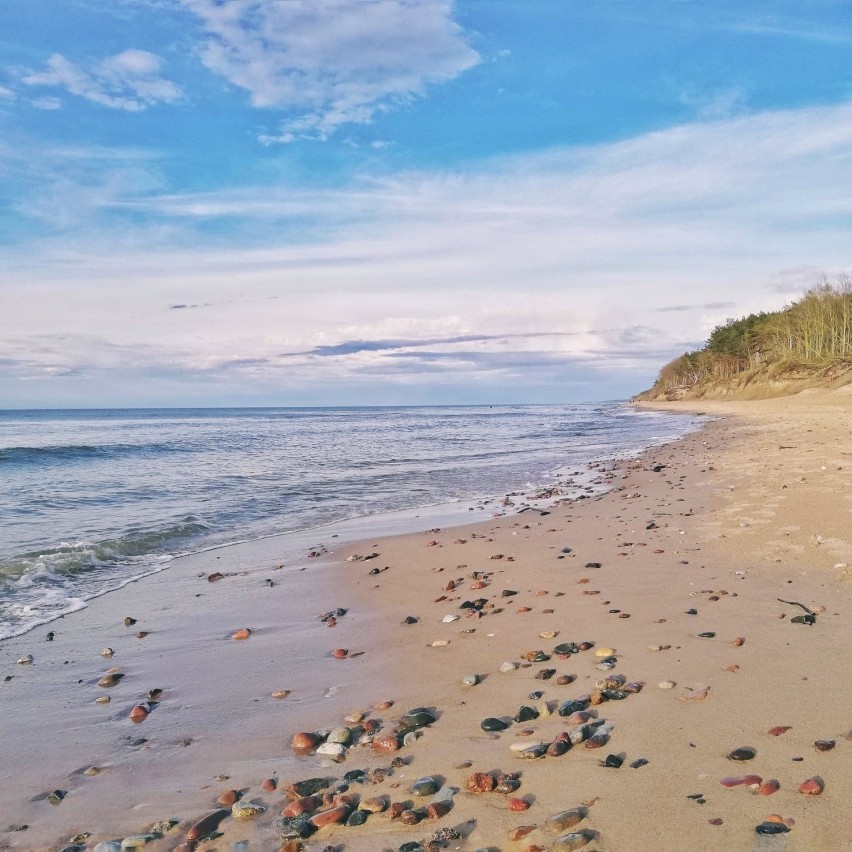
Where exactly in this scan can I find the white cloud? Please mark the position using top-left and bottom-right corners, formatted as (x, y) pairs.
(2, 99), (852, 401)
(30, 96), (62, 110)
(22, 50), (182, 111)
(180, 0), (479, 140)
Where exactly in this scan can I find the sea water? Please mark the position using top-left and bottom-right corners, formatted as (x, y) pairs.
(0, 404), (701, 638)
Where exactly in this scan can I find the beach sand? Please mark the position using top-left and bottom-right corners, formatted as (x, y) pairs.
(1, 389), (850, 852)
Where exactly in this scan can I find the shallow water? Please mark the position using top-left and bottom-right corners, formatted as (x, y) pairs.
(0, 403), (702, 637)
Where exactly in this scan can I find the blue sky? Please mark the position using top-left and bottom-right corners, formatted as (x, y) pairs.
(1, 0), (851, 407)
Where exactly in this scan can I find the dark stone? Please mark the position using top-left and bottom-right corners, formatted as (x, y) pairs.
(481, 717), (509, 731)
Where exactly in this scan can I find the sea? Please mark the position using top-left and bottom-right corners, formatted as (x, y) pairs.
(0, 404), (702, 640)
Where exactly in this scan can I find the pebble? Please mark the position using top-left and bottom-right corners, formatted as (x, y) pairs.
(232, 801), (265, 819)
(185, 810), (229, 841)
(98, 673), (124, 687)
(231, 628), (251, 640)
(120, 834), (157, 848)
(481, 717), (509, 731)
(217, 790), (240, 806)
(594, 647), (615, 657)
(327, 727), (352, 745)
(799, 776), (824, 795)
(316, 742), (346, 758)
(462, 674), (480, 686)
(95, 696), (111, 704)
(16, 655), (33, 665)
(500, 661), (518, 673)
(412, 776), (440, 796)
(727, 746), (757, 761)
(658, 680), (676, 689)
(441, 614), (459, 623)
(545, 807), (588, 832)
(93, 844), (122, 852)
(272, 690), (291, 699)
(101, 648), (114, 657)
(552, 829), (596, 850)
(291, 732), (322, 750)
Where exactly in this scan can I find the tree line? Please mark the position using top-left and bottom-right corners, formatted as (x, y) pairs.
(651, 277), (852, 392)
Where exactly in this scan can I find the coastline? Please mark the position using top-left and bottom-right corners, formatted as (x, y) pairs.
(2, 390), (850, 851)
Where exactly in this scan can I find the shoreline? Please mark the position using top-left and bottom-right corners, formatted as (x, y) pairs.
(1, 390), (850, 851)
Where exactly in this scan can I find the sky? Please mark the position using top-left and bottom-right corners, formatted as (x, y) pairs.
(1, 0), (851, 408)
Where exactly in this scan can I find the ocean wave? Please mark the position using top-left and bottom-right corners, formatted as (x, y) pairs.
(0, 442), (183, 465)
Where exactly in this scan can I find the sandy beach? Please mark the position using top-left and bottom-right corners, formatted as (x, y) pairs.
(1, 389), (850, 852)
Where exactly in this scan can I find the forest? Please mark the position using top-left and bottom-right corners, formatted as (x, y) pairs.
(648, 278), (852, 393)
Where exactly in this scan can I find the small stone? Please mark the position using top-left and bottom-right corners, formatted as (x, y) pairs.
(466, 772), (496, 793)
(481, 717), (509, 731)
(283, 796), (324, 818)
(552, 829), (595, 850)
(185, 809), (229, 841)
(799, 776), (824, 795)
(508, 825), (535, 841)
(98, 673), (124, 688)
(359, 797), (387, 813)
(261, 778), (277, 792)
(507, 798), (529, 811)
(48, 789), (67, 805)
(500, 661), (517, 673)
(412, 777), (440, 796)
(101, 648), (114, 657)
(327, 727), (352, 745)
(727, 747), (757, 761)
(95, 696), (111, 704)
(462, 674), (479, 686)
(545, 807), (588, 832)
(426, 801), (450, 819)
(16, 655), (33, 665)
(232, 801), (265, 820)
(272, 690), (291, 699)
(120, 834), (158, 849)
(814, 740), (835, 751)
(658, 680), (676, 689)
(331, 648), (348, 658)
(594, 647), (615, 657)
(217, 789), (240, 806)
(291, 731), (322, 751)
(400, 809), (422, 825)
(371, 734), (400, 753)
(129, 704), (150, 723)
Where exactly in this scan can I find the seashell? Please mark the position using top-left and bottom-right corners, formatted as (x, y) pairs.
(100, 648), (114, 657)
(727, 747), (757, 761)
(658, 680), (676, 690)
(679, 685), (710, 701)
(594, 647), (615, 657)
(441, 614), (459, 623)
(83, 766), (100, 776)
(231, 628), (251, 640)
(430, 640), (449, 647)
(768, 726), (791, 736)
(16, 655), (33, 665)
(271, 690), (291, 699)
(758, 780), (780, 796)
(798, 776), (824, 795)
(720, 775), (762, 788)
(95, 696), (111, 704)
(540, 631), (558, 638)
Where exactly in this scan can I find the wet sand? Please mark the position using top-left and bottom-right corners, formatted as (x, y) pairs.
(1, 389), (850, 851)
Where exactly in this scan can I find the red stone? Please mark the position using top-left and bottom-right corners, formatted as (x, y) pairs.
(400, 809), (422, 825)
(261, 778), (277, 792)
(427, 801), (450, 819)
(331, 648), (348, 659)
(282, 796), (323, 818)
(185, 809), (229, 841)
(719, 775), (762, 788)
(507, 798), (529, 811)
(466, 772), (496, 793)
(129, 704), (149, 723)
(388, 802), (406, 820)
(217, 789), (239, 806)
(309, 805), (351, 828)
(758, 780), (780, 796)
(768, 726), (792, 736)
(290, 732), (321, 751)
(371, 734), (400, 754)
(799, 776), (824, 795)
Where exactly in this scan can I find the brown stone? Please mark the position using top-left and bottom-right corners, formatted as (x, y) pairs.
(799, 776), (824, 795)
(129, 704), (149, 723)
(185, 809), (229, 841)
(371, 734), (400, 753)
(508, 825), (536, 841)
(290, 731), (321, 751)
(426, 801), (450, 819)
(359, 796), (388, 813)
(261, 778), (277, 792)
(331, 648), (348, 659)
(282, 796), (323, 818)
(466, 772), (496, 793)
(309, 805), (351, 828)
(231, 628), (251, 640)
(400, 809), (422, 825)
(508, 798), (529, 811)
(388, 802), (407, 820)
(217, 789), (240, 806)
